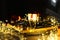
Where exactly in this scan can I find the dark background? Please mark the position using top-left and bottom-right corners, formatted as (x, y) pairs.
(1, 0), (60, 20)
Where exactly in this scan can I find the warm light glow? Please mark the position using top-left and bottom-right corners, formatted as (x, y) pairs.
(30, 30), (33, 32)
(32, 14), (37, 21)
(52, 0), (56, 3)
(51, 18), (56, 24)
(11, 21), (14, 23)
(2, 23), (6, 27)
(18, 16), (21, 21)
(28, 14), (37, 21)
(29, 29), (34, 32)
(0, 21), (2, 23)
(5, 20), (8, 22)
(38, 38), (41, 40)
(28, 13), (32, 21)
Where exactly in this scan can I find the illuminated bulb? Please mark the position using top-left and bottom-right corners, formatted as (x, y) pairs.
(48, 36), (54, 40)
(5, 38), (8, 40)
(49, 31), (55, 40)
(33, 14), (37, 21)
(46, 31), (48, 34)
(38, 38), (41, 40)
(51, 19), (54, 22)
(30, 30), (33, 32)
(0, 21), (2, 23)
(42, 34), (45, 40)
(54, 34), (58, 40)
(2, 23), (6, 27)
(18, 16), (21, 21)
(5, 20), (8, 22)
(8, 28), (10, 31)
(27, 27), (29, 30)
(28, 14), (32, 21)
(11, 21), (14, 23)
(42, 33), (44, 36)
(24, 37), (27, 40)
(20, 28), (23, 31)
(52, 0), (56, 3)
(29, 29), (34, 32)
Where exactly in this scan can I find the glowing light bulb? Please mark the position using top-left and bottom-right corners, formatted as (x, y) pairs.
(33, 14), (37, 21)
(28, 13), (32, 21)
(38, 38), (41, 40)
(52, 0), (56, 3)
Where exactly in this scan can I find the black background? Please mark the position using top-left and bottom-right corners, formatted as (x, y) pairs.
(1, 0), (48, 16)
(1, 0), (60, 20)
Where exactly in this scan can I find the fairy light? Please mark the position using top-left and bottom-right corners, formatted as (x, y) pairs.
(18, 16), (21, 21)
(52, 0), (56, 3)
(32, 14), (37, 21)
(28, 13), (32, 21)
(38, 38), (41, 40)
